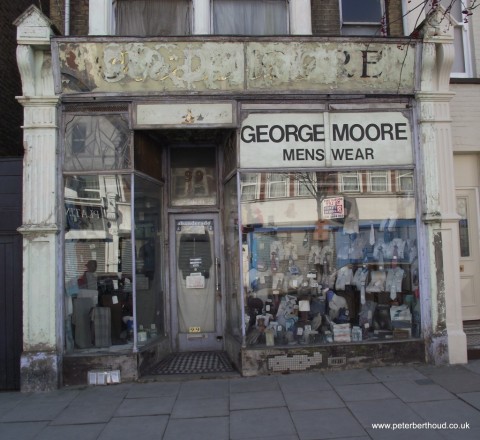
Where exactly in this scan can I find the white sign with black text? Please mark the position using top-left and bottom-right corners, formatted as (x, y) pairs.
(240, 112), (412, 168)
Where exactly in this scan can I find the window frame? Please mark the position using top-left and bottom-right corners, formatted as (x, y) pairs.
(340, 0), (385, 36)
(211, 0), (289, 35)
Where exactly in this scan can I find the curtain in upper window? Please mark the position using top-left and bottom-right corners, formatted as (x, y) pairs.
(115, 0), (191, 36)
(213, 0), (288, 35)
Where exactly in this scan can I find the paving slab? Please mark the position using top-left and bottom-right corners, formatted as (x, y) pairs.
(98, 415), (169, 440)
(323, 368), (379, 386)
(126, 381), (181, 398)
(171, 396), (229, 418)
(277, 372), (332, 392)
(366, 426), (448, 440)
(463, 360), (480, 375)
(230, 389), (286, 410)
(0, 421), (48, 440)
(50, 402), (120, 425)
(114, 396), (176, 416)
(284, 389), (345, 411)
(418, 367), (480, 394)
(230, 375), (280, 393)
(230, 407), (297, 440)
(178, 378), (230, 399)
(1, 401), (72, 422)
(347, 399), (426, 427)
(34, 423), (106, 440)
(384, 379), (456, 402)
(291, 408), (367, 440)
(370, 366), (428, 382)
(334, 383), (397, 402)
(408, 399), (480, 428)
(163, 416), (229, 440)
(457, 391), (480, 410)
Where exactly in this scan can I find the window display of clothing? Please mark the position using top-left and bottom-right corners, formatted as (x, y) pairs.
(366, 270), (386, 293)
(353, 266), (369, 304)
(385, 267), (404, 300)
(335, 265), (354, 291)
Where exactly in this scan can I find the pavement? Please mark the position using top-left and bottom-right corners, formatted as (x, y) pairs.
(2, 361), (480, 440)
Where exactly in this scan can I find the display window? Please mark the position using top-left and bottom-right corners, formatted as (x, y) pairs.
(64, 172), (164, 352)
(239, 170), (420, 347)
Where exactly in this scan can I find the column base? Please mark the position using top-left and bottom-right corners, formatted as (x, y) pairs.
(20, 351), (60, 392)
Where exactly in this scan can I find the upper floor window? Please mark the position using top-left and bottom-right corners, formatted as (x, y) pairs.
(115, 0), (191, 36)
(341, 0), (384, 36)
(340, 172), (361, 193)
(440, 0), (472, 77)
(213, 0), (288, 35)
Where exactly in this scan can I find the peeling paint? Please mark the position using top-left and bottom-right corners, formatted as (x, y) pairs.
(433, 231), (447, 331)
(53, 40), (416, 95)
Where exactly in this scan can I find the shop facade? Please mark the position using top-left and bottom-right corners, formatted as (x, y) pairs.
(15, 6), (467, 390)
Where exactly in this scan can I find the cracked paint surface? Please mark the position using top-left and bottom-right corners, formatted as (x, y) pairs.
(54, 40), (416, 95)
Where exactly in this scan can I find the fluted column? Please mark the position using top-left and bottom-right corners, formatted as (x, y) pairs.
(416, 11), (467, 365)
(15, 6), (61, 391)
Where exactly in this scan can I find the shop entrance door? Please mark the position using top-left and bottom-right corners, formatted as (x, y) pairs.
(169, 214), (224, 351)
(454, 154), (480, 321)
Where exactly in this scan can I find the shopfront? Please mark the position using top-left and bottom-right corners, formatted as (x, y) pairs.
(15, 7), (468, 389)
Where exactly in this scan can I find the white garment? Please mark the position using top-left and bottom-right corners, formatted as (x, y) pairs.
(309, 244), (322, 264)
(385, 267), (404, 299)
(353, 267), (369, 305)
(366, 270), (386, 293)
(335, 266), (354, 291)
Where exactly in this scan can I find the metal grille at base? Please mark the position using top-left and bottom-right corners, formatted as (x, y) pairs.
(147, 351), (234, 375)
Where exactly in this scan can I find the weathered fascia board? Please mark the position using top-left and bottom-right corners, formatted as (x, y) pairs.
(51, 38), (417, 96)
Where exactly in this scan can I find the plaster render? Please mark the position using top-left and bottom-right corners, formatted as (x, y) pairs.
(53, 40), (416, 95)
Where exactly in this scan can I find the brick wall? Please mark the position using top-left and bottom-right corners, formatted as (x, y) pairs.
(0, 2), (50, 157)
(50, 0), (89, 36)
(387, 0), (404, 37)
(311, 0), (341, 36)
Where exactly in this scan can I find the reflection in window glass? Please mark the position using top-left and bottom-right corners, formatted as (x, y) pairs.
(341, 173), (361, 193)
(134, 176), (164, 345)
(267, 173), (288, 198)
(213, 0), (288, 35)
(241, 174), (259, 201)
(64, 115), (131, 171)
(64, 173), (164, 352)
(369, 171), (388, 193)
(457, 197), (470, 257)
(64, 175), (134, 352)
(240, 170), (420, 348)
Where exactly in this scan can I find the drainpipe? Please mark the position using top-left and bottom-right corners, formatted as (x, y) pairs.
(65, 0), (71, 36)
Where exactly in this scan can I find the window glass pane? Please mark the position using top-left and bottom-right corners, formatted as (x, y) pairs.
(213, 0), (288, 35)
(115, 0), (191, 36)
(134, 176), (164, 345)
(457, 197), (470, 257)
(65, 174), (134, 351)
(453, 26), (466, 73)
(170, 147), (217, 206)
(64, 115), (131, 171)
(398, 171), (414, 192)
(342, 0), (382, 22)
(240, 170), (420, 347)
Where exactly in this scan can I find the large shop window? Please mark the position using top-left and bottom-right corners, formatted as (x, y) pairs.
(213, 0), (288, 35)
(341, 0), (384, 36)
(63, 112), (164, 352)
(64, 174), (163, 351)
(240, 170), (420, 347)
(115, 0), (191, 36)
